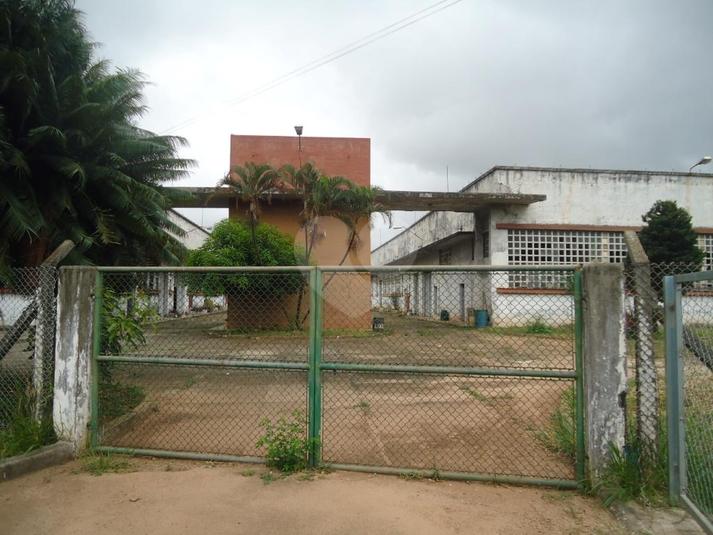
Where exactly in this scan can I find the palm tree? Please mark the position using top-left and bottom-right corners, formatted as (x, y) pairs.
(281, 163), (390, 324)
(1, 0), (194, 268)
(219, 162), (279, 254)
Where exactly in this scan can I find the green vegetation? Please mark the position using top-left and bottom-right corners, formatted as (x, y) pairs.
(0, 400), (55, 459)
(256, 411), (315, 473)
(525, 318), (554, 335)
(98, 382), (145, 421)
(639, 200), (704, 266)
(683, 382), (713, 515)
(101, 289), (157, 356)
(98, 287), (152, 420)
(185, 220), (305, 312)
(593, 435), (668, 507)
(353, 400), (371, 413)
(461, 386), (489, 403)
(488, 324), (572, 338)
(81, 452), (132, 476)
(0, 0), (194, 268)
(536, 388), (576, 462)
(0, 370), (55, 460)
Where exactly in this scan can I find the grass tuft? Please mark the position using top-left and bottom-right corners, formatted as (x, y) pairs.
(81, 452), (132, 476)
(0, 390), (55, 460)
(536, 387), (576, 462)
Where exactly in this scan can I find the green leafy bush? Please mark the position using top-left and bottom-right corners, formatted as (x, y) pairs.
(184, 220), (305, 298)
(101, 289), (157, 356)
(256, 411), (314, 473)
(98, 288), (153, 420)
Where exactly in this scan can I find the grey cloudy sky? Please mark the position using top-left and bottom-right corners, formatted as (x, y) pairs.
(75, 0), (713, 246)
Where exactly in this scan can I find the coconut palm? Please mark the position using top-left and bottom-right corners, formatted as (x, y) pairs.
(220, 162), (280, 252)
(1, 0), (194, 267)
(281, 163), (390, 324)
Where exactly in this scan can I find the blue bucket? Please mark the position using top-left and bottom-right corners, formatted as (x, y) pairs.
(475, 309), (489, 328)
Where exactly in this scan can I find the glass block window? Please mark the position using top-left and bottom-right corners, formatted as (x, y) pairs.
(507, 229), (627, 288)
(508, 229), (627, 266)
(698, 234), (713, 272)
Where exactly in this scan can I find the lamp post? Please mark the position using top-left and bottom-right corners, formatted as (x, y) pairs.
(294, 125), (303, 166)
(688, 156), (711, 172)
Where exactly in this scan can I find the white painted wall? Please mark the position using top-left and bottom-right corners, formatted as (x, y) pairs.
(373, 167), (713, 267)
(168, 209), (210, 251)
(0, 294), (32, 327)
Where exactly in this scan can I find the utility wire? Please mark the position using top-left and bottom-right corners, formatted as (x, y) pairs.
(162, 0), (464, 134)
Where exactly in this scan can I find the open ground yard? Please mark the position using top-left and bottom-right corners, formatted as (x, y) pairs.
(0, 458), (627, 535)
(99, 310), (577, 480)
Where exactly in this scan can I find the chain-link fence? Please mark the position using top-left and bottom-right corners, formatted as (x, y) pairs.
(0, 266), (57, 452)
(94, 266), (583, 485)
(623, 262), (709, 472)
(664, 270), (713, 532)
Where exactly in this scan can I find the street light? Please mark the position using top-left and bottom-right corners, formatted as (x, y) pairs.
(294, 125), (303, 166)
(689, 156), (712, 172)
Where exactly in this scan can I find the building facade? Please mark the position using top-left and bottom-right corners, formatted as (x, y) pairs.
(372, 166), (713, 325)
(228, 134), (373, 328)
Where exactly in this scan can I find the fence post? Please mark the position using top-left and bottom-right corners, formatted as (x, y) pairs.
(663, 275), (684, 505)
(52, 266), (97, 452)
(582, 262), (627, 481)
(624, 231), (659, 456)
(573, 269), (586, 484)
(308, 268), (323, 467)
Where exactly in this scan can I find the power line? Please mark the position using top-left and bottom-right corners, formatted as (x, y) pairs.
(161, 0), (464, 134)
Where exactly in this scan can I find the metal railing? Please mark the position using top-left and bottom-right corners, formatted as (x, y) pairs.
(664, 270), (713, 534)
(91, 265), (584, 487)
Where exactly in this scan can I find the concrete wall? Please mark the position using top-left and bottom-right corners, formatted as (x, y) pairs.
(167, 210), (209, 250)
(473, 168), (713, 267)
(372, 212), (474, 266)
(0, 293), (32, 327)
(373, 167), (713, 267)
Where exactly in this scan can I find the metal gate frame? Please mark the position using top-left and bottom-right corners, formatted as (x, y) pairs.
(664, 272), (713, 534)
(90, 265), (585, 488)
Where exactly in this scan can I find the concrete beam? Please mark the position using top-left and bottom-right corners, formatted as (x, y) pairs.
(166, 187), (546, 212)
(53, 266), (96, 452)
(582, 262), (627, 480)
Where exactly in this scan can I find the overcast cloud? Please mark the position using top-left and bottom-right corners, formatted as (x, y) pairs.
(75, 0), (713, 246)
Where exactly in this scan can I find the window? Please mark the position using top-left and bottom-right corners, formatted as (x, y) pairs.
(698, 234), (713, 272)
(507, 229), (627, 288)
(482, 232), (490, 258)
(507, 229), (627, 266)
(438, 249), (452, 265)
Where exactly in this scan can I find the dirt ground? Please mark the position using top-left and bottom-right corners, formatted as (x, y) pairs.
(0, 458), (626, 535)
(98, 310), (577, 480)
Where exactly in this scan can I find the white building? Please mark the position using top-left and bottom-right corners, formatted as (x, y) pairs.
(168, 209), (210, 250)
(371, 166), (713, 325)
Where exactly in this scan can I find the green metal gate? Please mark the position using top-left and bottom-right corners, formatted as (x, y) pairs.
(91, 265), (584, 487)
(664, 272), (713, 533)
